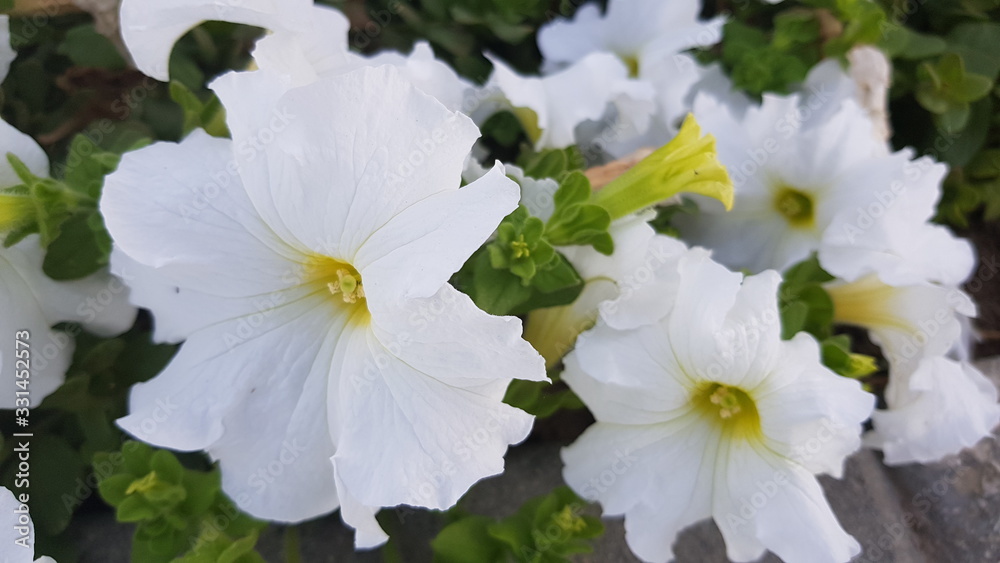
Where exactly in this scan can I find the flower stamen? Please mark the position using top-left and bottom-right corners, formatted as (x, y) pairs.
(327, 268), (365, 304)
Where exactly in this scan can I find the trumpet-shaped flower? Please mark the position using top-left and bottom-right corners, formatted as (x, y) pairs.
(677, 90), (971, 276)
(537, 0), (722, 77)
(562, 251), (874, 563)
(534, 0), (722, 155)
(0, 486), (56, 563)
(102, 66), (546, 546)
(825, 274), (999, 463)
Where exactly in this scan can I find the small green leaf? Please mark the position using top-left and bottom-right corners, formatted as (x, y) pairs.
(41, 211), (112, 280)
(432, 515), (505, 563)
(57, 24), (127, 69)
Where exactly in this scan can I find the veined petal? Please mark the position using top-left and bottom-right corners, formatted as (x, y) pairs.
(212, 65), (481, 260)
(333, 324), (535, 510)
(101, 129), (302, 298)
(358, 163), (519, 302)
(370, 284), (545, 389)
(665, 250), (744, 382)
(755, 333), (874, 477)
(118, 293), (341, 452)
(206, 300), (350, 522)
(567, 325), (692, 423)
(716, 444), (860, 563)
(487, 52), (649, 150)
(110, 248), (254, 343)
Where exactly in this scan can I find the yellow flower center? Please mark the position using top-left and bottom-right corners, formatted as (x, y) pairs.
(694, 382), (762, 440)
(304, 256), (370, 322)
(622, 54), (640, 78)
(773, 186), (815, 228)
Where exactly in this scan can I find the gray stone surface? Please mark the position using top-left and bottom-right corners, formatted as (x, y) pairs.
(71, 359), (1000, 562)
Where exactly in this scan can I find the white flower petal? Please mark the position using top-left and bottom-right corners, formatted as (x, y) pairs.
(371, 284), (545, 389)
(334, 466), (388, 549)
(333, 324), (535, 509)
(358, 163), (519, 303)
(487, 52), (652, 150)
(825, 275), (973, 378)
(101, 129), (301, 297)
(0, 486), (35, 563)
(566, 328), (691, 424)
(118, 295), (339, 452)
(717, 444), (860, 563)
(212, 65), (480, 260)
(755, 333), (874, 477)
(119, 0), (331, 80)
(0, 16), (15, 84)
(109, 248), (251, 343)
(206, 304), (356, 523)
(870, 357), (1000, 464)
(0, 237), (136, 408)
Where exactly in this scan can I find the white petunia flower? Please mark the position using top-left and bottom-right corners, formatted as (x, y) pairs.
(562, 250), (874, 563)
(537, 0), (722, 76)
(0, 486), (56, 563)
(677, 89), (972, 277)
(534, 0), (722, 157)
(825, 274), (1000, 464)
(480, 52), (655, 150)
(102, 65), (546, 546)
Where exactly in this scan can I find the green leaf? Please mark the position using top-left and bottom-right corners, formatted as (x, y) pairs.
(57, 24), (127, 69)
(544, 172), (613, 254)
(504, 379), (583, 418)
(150, 450), (185, 485)
(169, 80), (230, 138)
(60, 135), (122, 199)
(41, 210), (112, 280)
(946, 22), (1000, 80)
(4, 435), (87, 535)
(522, 148), (568, 179)
(432, 515), (506, 563)
(880, 24), (948, 59)
(99, 473), (137, 506)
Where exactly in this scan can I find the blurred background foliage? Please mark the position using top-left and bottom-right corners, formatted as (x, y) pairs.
(1, 0), (999, 560)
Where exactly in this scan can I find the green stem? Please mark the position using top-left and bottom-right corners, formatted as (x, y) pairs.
(284, 526), (301, 563)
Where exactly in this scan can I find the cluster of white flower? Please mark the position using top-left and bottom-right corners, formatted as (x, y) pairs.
(1, 0), (997, 562)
